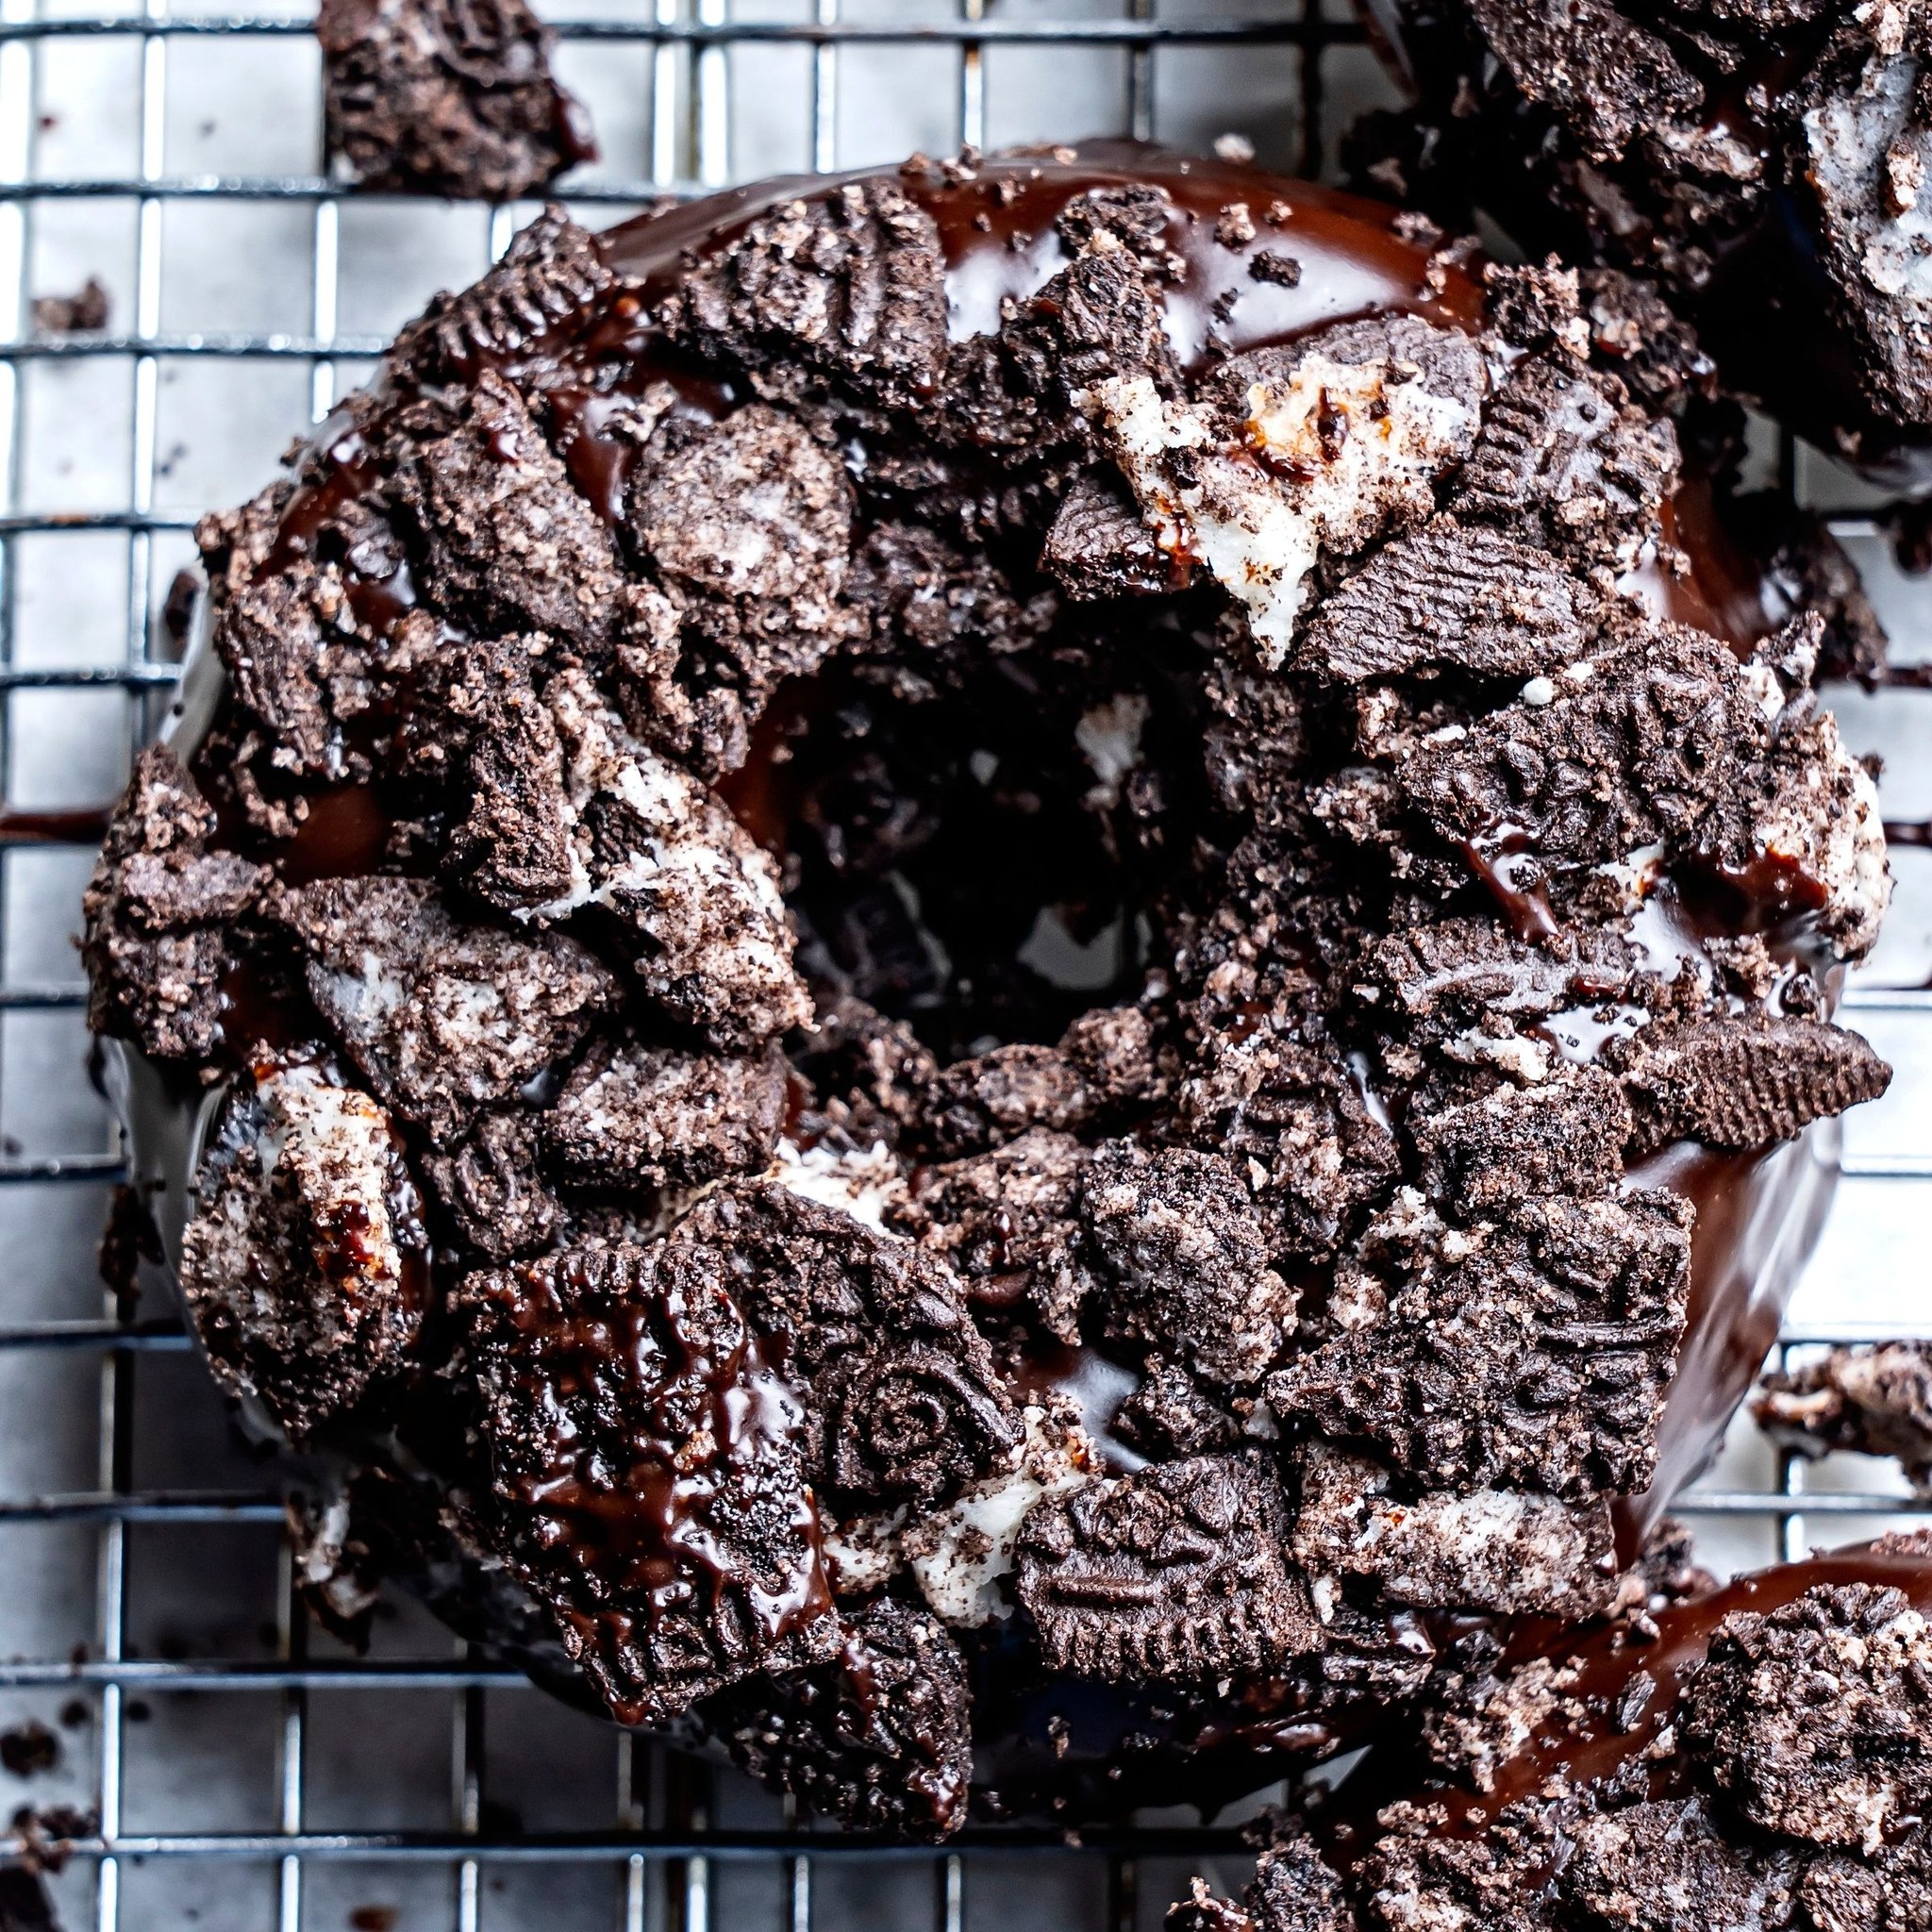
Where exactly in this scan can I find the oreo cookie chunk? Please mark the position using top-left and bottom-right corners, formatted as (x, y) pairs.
(317, 0), (595, 199)
(85, 148), (1893, 1839)
(1166, 1536), (1932, 1932)
(1757, 1341), (1932, 1491)
(1351, 0), (1932, 485)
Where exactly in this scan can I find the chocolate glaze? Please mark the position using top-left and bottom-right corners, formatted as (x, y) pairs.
(99, 143), (1878, 1824)
(1324, 1539), (1932, 1866)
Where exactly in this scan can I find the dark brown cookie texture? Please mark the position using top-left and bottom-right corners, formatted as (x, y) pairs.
(81, 745), (267, 1062)
(1016, 1456), (1319, 1682)
(82, 148), (1898, 1840)
(1757, 1341), (1932, 1491)
(457, 1243), (839, 1726)
(1683, 1583), (1932, 1853)
(667, 1183), (1020, 1512)
(317, 0), (594, 200)
(180, 1057), (426, 1441)
(708, 1598), (973, 1840)
(1348, 0), (1932, 473)
(1168, 1541), (1932, 1932)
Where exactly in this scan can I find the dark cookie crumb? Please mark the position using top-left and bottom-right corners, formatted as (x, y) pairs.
(708, 1598), (972, 1839)
(457, 1241), (839, 1725)
(1017, 1455), (1318, 1682)
(1757, 1341), (1932, 1491)
(30, 277), (108, 334)
(317, 0), (594, 200)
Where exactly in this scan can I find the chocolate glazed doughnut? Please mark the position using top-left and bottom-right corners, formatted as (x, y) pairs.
(1171, 1532), (1932, 1929)
(82, 144), (1893, 1838)
(1350, 0), (1932, 494)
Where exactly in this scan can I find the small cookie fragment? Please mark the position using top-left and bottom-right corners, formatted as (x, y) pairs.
(1681, 1581), (1932, 1853)
(1559, 1798), (1798, 1931)
(661, 178), (950, 411)
(1295, 518), (1600, 682)
(1016, 1455), (1318, 1682)
(1757, 1341), (1932, 1491)
(1449, 354), (1676, 562)
(180, 1058), (425, 1440)
(544, 1036), (788, 1192)
(1080, 1143), (1295, 1388)
(81, 745), (268, 1062)
(317, 0), (594, 200)
(31, 277), (109, 335)
(1609, 1012), (1891, 1153)
(277, 874), (617, 1141)
(419, 1109), (561, 1261)
(665, 1182), (1020, 1511)
(457, 1241), (838, 1726)
(708, 1598), (972, 1839)
(1271, 1189), (1690, 1499)
(1291, 1443), (1616, 1617)
(1041, 470), (1173, 601)
(1412, 1063), (1632, 1217)
(393, 371), (625, 655)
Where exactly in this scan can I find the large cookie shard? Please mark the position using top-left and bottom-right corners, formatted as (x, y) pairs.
(1291, 1444), (1616, 1617)
(317, 0), (592, 201)
(708, 1598), (973, 1840)
(538, 671), (810, 1047)
(1756, 1341), (1932, 1491)
(1610, 1012), (1891, 1153)
(1270, 1188), (1690, 1498)
(1175, 1022), (1399, 1261)
(1015, 1455), (1319, 1682)
(1080, 1143), (1297, 1388)
(180, 1058), (425, 1440)
(543, 1035), (788, 1192)
(276, 874), (617, 1140)
(660, 178), (950, 411)
(946, 245), (1183, 455)
(392, 207), (615, 381)
(392, 370), (625, 654)
(81, 745), (268, 1061)
(1396, 623), (1758, 873)
(1412, 1063), (1632, 1216)
(1798, 19), (1932, 436)
(1559, 1799), (1798, 1932)
(456, 1242), (838, 1727)
(1450, 354), (1677, 563)
(1295, 519), (1602, 682)
(664, 1181), (1019, 1511)
(630, 404), (852, 613)
(1469, 0), (1703, 161)
(1681, 1582), (1932, 1853)
(1087, 314), (1484, 666)
(914, 1126), (1097, 1343)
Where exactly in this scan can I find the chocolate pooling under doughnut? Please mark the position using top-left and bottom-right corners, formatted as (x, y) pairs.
(84, 144), (1893, 1838)
(1169, 1535), (1932, 1930)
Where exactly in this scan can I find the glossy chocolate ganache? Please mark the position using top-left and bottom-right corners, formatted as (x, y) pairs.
(1172, 1533), (1932, 1930)
(82, 144), (1895, 1837)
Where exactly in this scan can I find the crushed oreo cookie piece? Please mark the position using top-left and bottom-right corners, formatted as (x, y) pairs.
(1413, 1064), (1632, 1217)
(457, 1241), (838, 1725)
(1271, 1188), (1690, 1499)
(709, 1597), (972, 1838)
(1016, 1455), (1318, 1682)
(276, 874), (617, 1140)
(180, 1058), (426, 1439)
(317, 0), (594, 200)
(1041, 469), (1173, 600)
(418, 1109), (561, 1261)
(544, 1036), (788, 1193)
(81, 746), (268, 1062)
(661, 178), (949, 411)
(1757, 1341), (1932, 1492)
(665, 1181), (1019, 1510)
(1682, 1581), (1932, 1852)
(1610, 1011), (1892, 1153)
(1081, 1143), (1296, 1387)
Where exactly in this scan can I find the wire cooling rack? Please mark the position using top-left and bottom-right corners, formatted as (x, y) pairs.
(0, 4), (1926, 1928)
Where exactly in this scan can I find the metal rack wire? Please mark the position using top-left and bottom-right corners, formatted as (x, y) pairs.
(0, 4), (1925, 1928)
